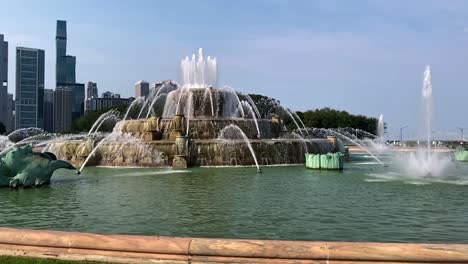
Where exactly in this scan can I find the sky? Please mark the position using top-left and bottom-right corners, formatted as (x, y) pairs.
(1, 0), (468, 139)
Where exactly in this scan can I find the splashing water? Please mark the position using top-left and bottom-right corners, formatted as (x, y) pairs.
(145, 94), (166, 118)
(328, 130), (385, 165)
(181, 48), (217, 88)
(88, 110), (120, 136)
(281, 106), (304, 137)
(292, 111), (309, 136)
(244, 94), (261, 119)
(241, 101), (261, 138)
(377, 114), (385, 143)
(218, 124), (260, 171)
(396, 65), (453, 178)
(123, 96), (145, 120)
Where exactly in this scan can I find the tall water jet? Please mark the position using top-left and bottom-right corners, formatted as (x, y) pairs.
(292, 111), (309, 136)
(145, 94), (166, 118)
(241, 101), (261, 138)
(181, 48), (217, 88)
(93, 115), (121, 135)
(395, 65), (454, 178)
(138, 87), (160, 118)
(88, 110), (119, 136)
(203, 88), (215, 116)
(281, 106), (304, 137)
(218, 124), (261, 172)
(123, 96), (145, 120)
(185, 91), (194, 135)
(422, 66), (433, 156)
(377, 114), (385, 142)
(244, 94), (261, 119)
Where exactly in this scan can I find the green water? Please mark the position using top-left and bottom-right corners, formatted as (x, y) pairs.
(1, 154), (468, 243)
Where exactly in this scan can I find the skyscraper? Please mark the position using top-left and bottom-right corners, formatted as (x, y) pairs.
(55, 20), (84, 132)
(54, 85), (72, 132)
(71, 83), (85, 121)
(0, 34), (8, 131)
(44, 89), (54, 132)
(86, 81), (98, 99)
(135, 80), (149, 98)
(15, 47), (45, 129)
(6, 94), (14, 132)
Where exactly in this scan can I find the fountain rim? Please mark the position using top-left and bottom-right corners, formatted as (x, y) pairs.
(0, 227), (466, 263)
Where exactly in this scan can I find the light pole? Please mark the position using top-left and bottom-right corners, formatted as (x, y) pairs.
(400, 125), (408, 143)
(456, 127), (464, 141)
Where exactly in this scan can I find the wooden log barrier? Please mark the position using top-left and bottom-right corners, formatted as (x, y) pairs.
(0, 228), (467, 263)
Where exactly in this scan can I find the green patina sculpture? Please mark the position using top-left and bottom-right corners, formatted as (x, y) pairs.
(0, 145), (76, 188)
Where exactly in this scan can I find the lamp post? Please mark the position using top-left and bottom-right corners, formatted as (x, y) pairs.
(456, 127), (464, 141)
(400, 125), (408, 144)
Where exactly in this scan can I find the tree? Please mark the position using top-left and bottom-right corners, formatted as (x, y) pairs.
(0, 122), (5, 135)
(248, 94), (379, 135)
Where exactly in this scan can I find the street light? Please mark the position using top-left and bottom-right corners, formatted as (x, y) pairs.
(456, 127), (464, 141)
(400, 125), (408, 143)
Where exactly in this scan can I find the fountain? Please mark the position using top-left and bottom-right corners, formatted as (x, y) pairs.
(399, 66), (453, 177)
(377, 114), (384, 143)
(1, 49), (339, 170)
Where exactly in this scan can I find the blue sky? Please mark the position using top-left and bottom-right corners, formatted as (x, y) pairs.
(1, 0), (468, 139)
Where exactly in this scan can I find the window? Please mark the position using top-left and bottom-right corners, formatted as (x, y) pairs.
(21, 65), (37, 72)
(20, 71), (36, 79)
(20, 57), (37, 65)
(21, 79), (36, 85)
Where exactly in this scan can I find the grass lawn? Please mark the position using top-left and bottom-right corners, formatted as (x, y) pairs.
(0, 256), (105, 264)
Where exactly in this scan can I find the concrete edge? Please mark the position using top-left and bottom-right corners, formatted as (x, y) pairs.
(0, 228), (467, 263)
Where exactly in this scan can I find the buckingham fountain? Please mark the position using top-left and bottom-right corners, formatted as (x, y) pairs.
(40, 49), (339, 171)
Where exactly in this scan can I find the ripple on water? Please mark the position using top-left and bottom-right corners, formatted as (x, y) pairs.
(0, 165), (467, 243)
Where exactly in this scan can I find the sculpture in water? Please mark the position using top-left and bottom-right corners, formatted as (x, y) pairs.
(0, 145), (76, 188)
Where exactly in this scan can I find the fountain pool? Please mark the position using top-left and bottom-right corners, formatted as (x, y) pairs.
(0, 152), (467, 243)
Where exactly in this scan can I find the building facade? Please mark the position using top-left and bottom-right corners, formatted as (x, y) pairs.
(0, 34), (9, 132)
(6, 94), (14, 132)
(54, 85), (72, 132)
(86, 81), (98, 99)
(71, 83), (85, 121)
(135, 80), (149, 98)
(15, 47), (45, 129)
(43, 89), (54, 132)
(85, 94), (131, 114)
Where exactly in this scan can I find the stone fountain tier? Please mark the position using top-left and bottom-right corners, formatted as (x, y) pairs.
(49, 138), (335, 168)
(120, 117), (282, 140)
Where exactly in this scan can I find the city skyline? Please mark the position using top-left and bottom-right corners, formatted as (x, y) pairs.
(1, 0), (468, 138)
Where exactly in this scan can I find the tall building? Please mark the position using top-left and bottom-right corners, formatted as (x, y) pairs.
(43, 89), (54, 132)
(55, 20), (84, 132)
(5, 93), (14, 132)
(135, 80), (149, 98)
(54, 85), (72, 132)
(0, 34), (8, 131)
(71, 83), (85, 121)
(86, 81), (98, 99)
(15, 47), (45, 129)
(56, 20), (75, 84)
